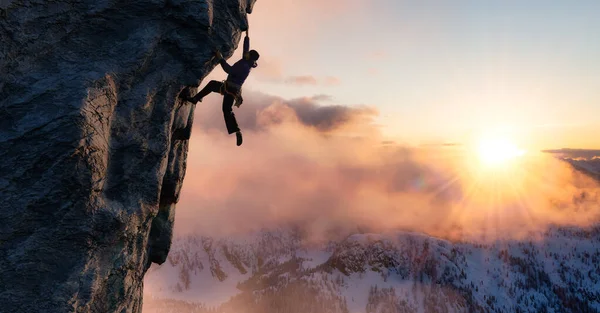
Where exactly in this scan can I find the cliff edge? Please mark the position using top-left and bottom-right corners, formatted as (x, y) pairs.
(0, 0), (256, 312)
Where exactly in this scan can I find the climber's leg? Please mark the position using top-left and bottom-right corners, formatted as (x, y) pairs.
(222, 94), (243, 146)
(222, 94), (240, 135)
(187, 80), (223, 103)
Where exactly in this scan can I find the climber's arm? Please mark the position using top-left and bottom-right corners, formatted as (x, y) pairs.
(215, 51), (231, 73)
(243, 32), (250, 55)
(219, 58), (232, 74)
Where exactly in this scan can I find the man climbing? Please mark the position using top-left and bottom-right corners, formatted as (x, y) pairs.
(183, 30), (259, 146)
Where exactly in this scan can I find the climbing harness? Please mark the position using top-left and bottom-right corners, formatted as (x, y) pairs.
(220, 80), (243, 107)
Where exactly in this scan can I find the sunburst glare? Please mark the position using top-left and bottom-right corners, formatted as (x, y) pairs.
(477, 136), (525, 167)
(422, 134), (600, 241)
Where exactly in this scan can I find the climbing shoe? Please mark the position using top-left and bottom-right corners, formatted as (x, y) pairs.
(236, 131), (243, 146)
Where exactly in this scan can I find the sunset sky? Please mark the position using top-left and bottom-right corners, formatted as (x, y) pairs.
(207, 0), (600, 150)
(175, 0), (600, 238)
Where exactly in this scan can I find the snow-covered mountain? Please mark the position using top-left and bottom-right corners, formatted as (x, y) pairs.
(143, 226), (600, 313)
(545, 149), (600, 180)
(142, 158), (600, 313)
(565, 159), (600, 181)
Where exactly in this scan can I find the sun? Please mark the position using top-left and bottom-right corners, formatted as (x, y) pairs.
(477, 136), (525, 167)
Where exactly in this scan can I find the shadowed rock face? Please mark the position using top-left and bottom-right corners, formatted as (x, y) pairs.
(0, 0), (256, 312)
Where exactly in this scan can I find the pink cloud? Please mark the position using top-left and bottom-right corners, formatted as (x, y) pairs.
(323, 76), (341, 86)
(366, 50), (389, 60)
(285, 75), (318, 86)
(174, 90), (600, 242)
(264, 75), (342, 87)
(193, 91), (376, 133)
(310, 94), (333, 101)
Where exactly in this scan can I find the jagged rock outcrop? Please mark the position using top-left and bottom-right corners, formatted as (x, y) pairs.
(0, 0), (256, 312)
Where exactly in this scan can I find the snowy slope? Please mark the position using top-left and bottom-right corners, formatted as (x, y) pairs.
(546, 150), (600, 180)
(143, 227), (600, 313)
(144, 229), (305, 305)
(566, 158), (600, 180)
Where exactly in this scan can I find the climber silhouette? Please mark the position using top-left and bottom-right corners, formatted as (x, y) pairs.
(184, 30), (259, 146)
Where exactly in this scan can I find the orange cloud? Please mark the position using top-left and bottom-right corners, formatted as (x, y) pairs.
(175, 91), (600, 243)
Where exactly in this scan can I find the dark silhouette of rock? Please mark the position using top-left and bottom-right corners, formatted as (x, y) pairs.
(0, 0), (256, 312)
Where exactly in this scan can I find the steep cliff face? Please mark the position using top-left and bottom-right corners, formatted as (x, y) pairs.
(0, 1), (256, 312)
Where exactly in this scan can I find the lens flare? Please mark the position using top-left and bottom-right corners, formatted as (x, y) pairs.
(477, 137), (525, 167)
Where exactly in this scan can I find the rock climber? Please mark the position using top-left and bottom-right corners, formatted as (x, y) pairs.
(183, 30), (259, 146)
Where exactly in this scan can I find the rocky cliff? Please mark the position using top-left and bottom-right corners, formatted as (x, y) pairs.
(0, 1), (255, 312)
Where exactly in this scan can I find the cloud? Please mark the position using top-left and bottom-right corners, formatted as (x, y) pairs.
(324, 76), (341, 86)
(176, 90), (600, 243)
(366, 50), (389, 60)
(310, 94), (333, 101)
(193, 91), (376, 133)
(276, 75), (341, 87)
(287, 98), (376, 132)
(285, 75), (318, 86)
(241, 57), (337, 87)
(543, 149), (600, 160)
(419, 142), (461, 147)
(248, 59), (341, 87)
